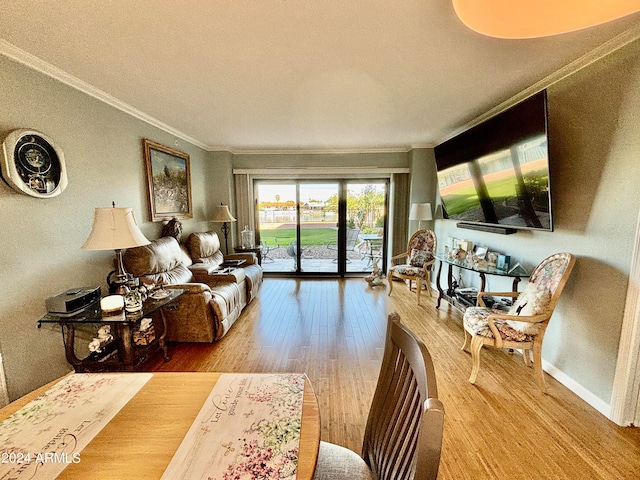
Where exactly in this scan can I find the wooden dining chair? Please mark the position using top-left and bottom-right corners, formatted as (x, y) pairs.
(462, 252), (575, 392)
(313, 313), (445, 480)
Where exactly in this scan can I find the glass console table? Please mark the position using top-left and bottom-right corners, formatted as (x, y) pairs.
(434, 254), (529, 312)
(38, 288), (184, 372)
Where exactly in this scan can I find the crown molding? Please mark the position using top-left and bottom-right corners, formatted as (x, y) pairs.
(220, 145), (415, 155)
(0, 39), (423, 156)
(436, 23), (640, 146)
(0, 39), (209, 150)
(233, 167), (410, 175)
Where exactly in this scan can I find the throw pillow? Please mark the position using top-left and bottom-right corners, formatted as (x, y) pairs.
(409, 248), (429, 267)
(506, 282), (551, 334)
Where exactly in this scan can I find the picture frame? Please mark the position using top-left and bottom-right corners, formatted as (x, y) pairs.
(473, 246), (488, 259)
(143, 139), (192, 222)
(496, 254), (511, 271)
(486, 251), (499, 267)
(456, 239), (473, 253)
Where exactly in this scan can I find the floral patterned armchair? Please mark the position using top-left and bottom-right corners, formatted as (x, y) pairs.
(387, 229), (437, 305)
(462, 252), (575, 392)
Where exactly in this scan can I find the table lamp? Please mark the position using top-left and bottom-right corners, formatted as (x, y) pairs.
(82, 204), (150, 295)
(211, 203), (236, 255)
(409, 203), (433, 230)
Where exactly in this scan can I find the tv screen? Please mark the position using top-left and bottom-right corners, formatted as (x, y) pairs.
(435, 90), (552, 232)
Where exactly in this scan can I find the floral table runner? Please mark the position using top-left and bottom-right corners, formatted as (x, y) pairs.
(0, 372), (152, 479)
(161, 373), (306, 480)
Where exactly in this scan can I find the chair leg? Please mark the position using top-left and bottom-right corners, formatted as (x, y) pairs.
(468, 335), (484, 384)
(461, 329), (472, 352)
(521, 349), (532, 367)
(387, 272), (394, 296)
(532, 341), (547, 393)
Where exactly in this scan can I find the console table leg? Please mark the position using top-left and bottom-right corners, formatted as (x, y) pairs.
(62, 324), (85, 372)
(512, 276), (521, 291)
(158, 310), (170, 362)
(117, 323), (135, 371)
(436, 259), (445, 309)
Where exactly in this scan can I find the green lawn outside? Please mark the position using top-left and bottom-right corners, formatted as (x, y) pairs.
(259, 228), (336, 247)
(443, 173), (548, 215)
(443, 178), (513, 215)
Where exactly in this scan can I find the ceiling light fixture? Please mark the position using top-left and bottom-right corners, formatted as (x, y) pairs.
(452, 0), (640, 39)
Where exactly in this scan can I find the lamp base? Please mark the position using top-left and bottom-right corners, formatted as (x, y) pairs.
(111, 279), (130, 296)
(108, 249), (132, 295)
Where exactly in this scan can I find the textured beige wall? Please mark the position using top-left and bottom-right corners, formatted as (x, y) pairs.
(434, 39), (640, 404)
(0, 56), (214, 400)
(3, 37), (638, 406)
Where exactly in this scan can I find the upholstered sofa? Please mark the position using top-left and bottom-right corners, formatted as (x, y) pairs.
(185, 231), (263, 304)
(123, 233), (262, 343)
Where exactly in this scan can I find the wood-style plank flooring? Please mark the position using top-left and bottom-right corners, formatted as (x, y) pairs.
(146, 278), (640, 479)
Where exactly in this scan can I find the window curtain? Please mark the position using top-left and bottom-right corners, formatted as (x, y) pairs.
(234, 174), (253, 242)
(390, 173), (410, 258)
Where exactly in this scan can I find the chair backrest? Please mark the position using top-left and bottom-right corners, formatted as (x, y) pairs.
(362, 313), (444, 480)
(186, 231), (225, 266)
(123, 236), (195, 286)
(529, 252), (576, 314)
(346, 227), (361, 250)
(405, 229), (436, 267)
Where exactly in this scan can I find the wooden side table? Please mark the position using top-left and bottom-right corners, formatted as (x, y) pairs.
(234, 246), (262, 265)
(38, 289), (184, 372)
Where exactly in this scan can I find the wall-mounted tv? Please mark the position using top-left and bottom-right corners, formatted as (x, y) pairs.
(435, 90), (552, 232)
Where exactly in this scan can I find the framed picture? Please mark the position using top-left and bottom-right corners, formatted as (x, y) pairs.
(487, 251), (499, 267)
(456, 239), (473, 253)
(474, 246), (488, 259)
(497, 254), (511, 271)
(143, 139), (192, 222)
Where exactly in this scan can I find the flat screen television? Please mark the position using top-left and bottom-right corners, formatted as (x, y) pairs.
(435, 90), (552, 232)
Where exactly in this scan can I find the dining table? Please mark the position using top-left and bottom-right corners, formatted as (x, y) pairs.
(0, 371), (321, 480)
(358, 233), (384, 266)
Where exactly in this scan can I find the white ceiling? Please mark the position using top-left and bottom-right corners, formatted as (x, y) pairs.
(1, 1), (640, 153)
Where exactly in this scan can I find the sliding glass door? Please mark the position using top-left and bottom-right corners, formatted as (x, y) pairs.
(345, 182), (387, 274)
(256, 180), (388, 275)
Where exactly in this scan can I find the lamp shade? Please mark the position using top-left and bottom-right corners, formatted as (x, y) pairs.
(409, 203), (433, 221)
(82, 207), (150, 251)
(452, 0), (640, 39)
(210, 204), (237, 223)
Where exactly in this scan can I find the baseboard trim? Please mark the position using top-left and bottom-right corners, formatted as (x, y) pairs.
(543, 359), (611, 419)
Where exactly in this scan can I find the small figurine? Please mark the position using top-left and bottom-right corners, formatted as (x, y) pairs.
(365, 258), (385, 287)
(88, 325), (114, 353)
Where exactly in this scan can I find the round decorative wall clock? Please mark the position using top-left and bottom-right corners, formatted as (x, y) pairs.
(1, 129), (68, 198)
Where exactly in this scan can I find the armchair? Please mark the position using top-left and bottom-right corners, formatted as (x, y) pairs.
(387, 229), (437, 305)
(326, 227), (361, 263)
(462, 252), (575, 392)
(259, 240), (277, 263)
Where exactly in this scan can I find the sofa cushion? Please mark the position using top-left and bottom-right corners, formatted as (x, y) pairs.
(242, 264), (263, 303)
(208, 283), (244, 340)
(123, 237), (194, 286)
(186, 231), (225, 267)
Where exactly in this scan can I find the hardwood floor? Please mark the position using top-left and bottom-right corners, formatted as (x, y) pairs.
(146, 278), (640, 479)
